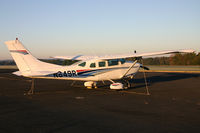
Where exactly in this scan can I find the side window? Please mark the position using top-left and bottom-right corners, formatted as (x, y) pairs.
(78, 62), (86, 67)
(99, 61), (105, 67)
(120, 58), (126, 64)
(108, 59), (118, 66)
(90, 63), (96, 68)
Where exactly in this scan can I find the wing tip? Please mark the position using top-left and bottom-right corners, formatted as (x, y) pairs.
(180, 49), (195, 53)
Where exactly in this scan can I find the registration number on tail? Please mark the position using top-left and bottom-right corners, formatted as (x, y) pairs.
(53, 70), (77, 77)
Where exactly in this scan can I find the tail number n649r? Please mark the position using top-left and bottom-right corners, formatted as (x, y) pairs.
(54, 70), (77, 77)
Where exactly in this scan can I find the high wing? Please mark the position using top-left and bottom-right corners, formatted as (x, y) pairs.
(52, 49), (195, 60)
(52, 55), (98, 60)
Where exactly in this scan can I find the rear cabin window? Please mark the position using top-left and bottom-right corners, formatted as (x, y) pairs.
(78, 62), (86, 67)
(108, 59), (118, 66)
(99, 61), (106, 67)
(90, 63), (96, 68)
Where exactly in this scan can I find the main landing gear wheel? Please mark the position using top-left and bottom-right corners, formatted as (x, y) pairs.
(121, 79), (131, 89)
(84, 81), (97, 89)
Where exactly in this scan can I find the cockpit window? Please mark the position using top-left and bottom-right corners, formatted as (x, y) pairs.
(90, 63), (96, 68)
(120, 58), (126, 64)
(78, 62), (86, 67)
(99, 61), (106, 67)
(108, 59), (118, 66)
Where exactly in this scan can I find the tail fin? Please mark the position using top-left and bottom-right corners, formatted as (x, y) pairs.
(5, 38), (61, 76)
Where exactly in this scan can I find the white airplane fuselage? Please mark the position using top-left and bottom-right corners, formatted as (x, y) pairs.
(34, 60), (141, 81)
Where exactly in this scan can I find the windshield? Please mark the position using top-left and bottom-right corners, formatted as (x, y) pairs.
(120, 58), (126, 64)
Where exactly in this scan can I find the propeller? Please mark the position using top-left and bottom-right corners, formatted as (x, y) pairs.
(140, 65), (150, 70)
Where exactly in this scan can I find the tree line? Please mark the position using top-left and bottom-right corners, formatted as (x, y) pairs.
(141, 53), (200, 65)
(0, 53), (200, 65)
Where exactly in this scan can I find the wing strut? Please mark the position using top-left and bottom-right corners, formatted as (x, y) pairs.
(121, 60), (138, 78)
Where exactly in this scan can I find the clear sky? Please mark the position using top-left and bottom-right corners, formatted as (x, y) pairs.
(0, 0), (200, 60)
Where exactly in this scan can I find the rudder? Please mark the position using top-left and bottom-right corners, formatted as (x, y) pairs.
(4, 38), (61, 76)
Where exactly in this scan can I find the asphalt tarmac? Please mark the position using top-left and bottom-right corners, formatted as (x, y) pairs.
(0, 69), (200, 133)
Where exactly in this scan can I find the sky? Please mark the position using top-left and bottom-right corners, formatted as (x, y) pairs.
(0, 0), (200, 60)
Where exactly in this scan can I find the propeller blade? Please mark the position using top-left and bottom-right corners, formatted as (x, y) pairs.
(140, 66), (150, 70)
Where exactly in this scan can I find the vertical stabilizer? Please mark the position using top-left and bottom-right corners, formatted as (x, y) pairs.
(4, 38), (61, 76)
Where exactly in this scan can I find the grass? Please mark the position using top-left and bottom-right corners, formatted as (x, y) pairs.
(0, 65), (18, 69)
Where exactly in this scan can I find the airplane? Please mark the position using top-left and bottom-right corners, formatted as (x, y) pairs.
(4, 38), (194, 94)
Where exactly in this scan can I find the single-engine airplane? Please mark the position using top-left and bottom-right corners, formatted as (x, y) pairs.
(4, 38), (194, 94)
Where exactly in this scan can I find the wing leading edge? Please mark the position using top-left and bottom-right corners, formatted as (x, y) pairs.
(52, 49), (195, 60)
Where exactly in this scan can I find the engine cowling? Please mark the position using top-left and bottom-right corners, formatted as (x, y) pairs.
(110, 83), (124, 90)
